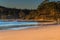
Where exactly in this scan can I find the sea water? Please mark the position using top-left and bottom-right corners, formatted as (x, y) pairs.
(0, 20), (38, 30)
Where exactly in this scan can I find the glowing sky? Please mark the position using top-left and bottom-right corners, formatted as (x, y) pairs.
(0, 0), (60, 9)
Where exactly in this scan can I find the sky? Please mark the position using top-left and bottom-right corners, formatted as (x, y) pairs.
(0, 0), (60, 9)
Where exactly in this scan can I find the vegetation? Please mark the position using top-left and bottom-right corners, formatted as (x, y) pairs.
(0, 0), (60, 23)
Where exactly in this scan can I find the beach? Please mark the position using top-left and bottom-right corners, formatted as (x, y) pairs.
(0, 25), (60, 40)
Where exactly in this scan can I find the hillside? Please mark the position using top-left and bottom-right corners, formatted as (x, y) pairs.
(0, 1), (60, 22)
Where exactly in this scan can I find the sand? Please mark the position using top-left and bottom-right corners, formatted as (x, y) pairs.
(0, 25), (60, 40)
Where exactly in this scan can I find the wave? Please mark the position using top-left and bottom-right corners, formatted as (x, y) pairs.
(0, 20), (38, 30)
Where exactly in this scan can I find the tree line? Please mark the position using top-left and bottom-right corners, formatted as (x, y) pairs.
(0, 0), (60, 22)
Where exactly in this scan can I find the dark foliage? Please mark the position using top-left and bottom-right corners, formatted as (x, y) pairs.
(0, 0), (60, 22)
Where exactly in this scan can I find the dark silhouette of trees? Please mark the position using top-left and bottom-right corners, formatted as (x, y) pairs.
(0, 0), (60, 23)
(37, 1), (60, 22)
(19, 10), (25, 19)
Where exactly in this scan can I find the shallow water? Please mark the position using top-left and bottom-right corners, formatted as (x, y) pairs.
(0, 20), (38, 30)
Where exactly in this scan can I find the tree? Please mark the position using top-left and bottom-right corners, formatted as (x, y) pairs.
(37, 1), (59, 21)
(19, 10), (25, 19)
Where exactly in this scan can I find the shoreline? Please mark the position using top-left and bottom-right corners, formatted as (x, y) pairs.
(0, 24), (59, 31)
(0, 25), (60, 31)
(0, 25), (60, 40)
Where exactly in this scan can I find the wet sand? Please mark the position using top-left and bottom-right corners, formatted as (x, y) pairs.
(0, 25), (60, 40)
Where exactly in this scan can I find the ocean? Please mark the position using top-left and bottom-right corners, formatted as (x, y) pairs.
(0, 20), (38, 30)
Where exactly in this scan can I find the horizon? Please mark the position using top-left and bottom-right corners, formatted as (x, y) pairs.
(0, 0), (60, 9)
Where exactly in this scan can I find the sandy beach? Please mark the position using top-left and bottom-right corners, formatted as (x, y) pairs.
(0, 25), (60, 40)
